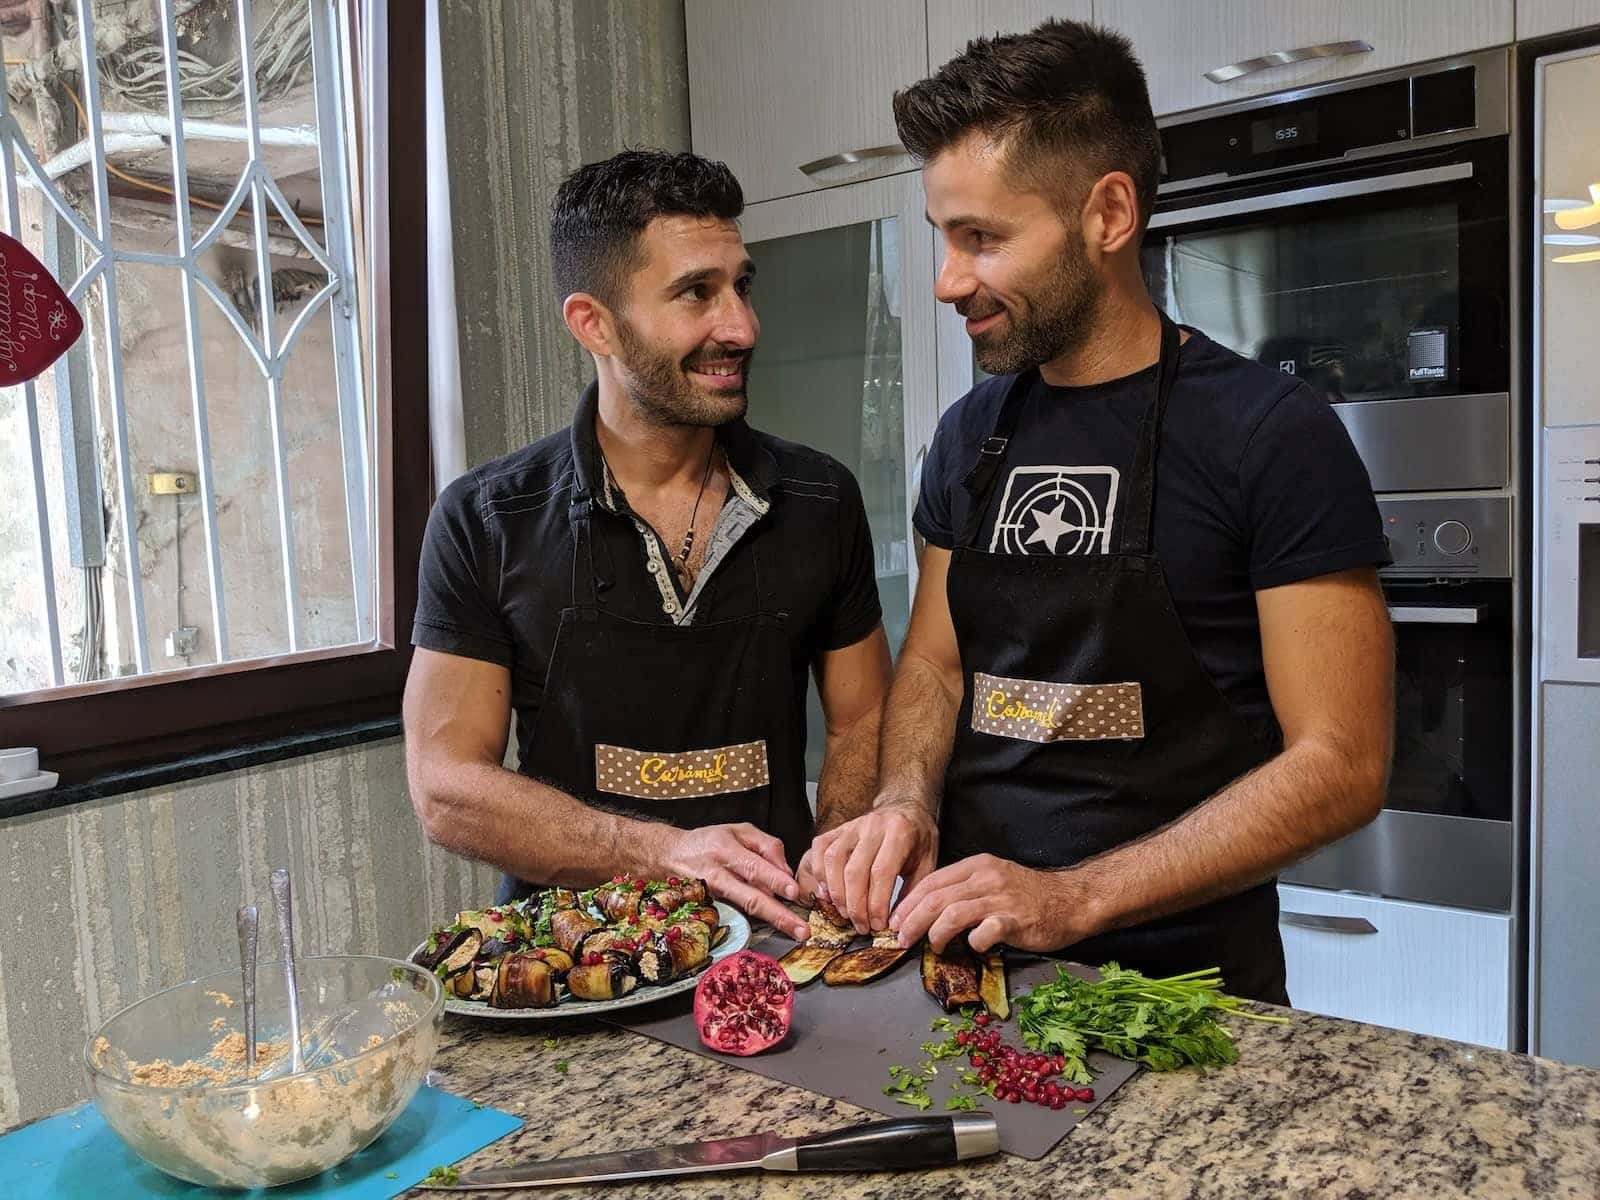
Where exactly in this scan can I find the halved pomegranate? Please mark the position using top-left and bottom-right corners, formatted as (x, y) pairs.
(693, 949), (794, 1056)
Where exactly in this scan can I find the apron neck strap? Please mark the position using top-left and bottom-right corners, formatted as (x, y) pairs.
(957, 311), (1183, 555)
(1118, 313), (1182, 556)
(569, 492), (605, 608)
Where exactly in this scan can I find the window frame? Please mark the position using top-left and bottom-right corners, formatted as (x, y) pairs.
(0, 4), (429, 793)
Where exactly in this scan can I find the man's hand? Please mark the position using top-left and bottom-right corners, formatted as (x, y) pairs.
(889, 854), (1096, 954)
(662, 823), (809, 941)
(799, 802), (938, 934)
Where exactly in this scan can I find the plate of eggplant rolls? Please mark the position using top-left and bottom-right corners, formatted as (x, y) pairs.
(410, 875), (749, 1017)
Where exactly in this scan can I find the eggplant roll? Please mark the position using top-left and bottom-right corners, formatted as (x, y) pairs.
(550, 908), (602, 956)
(578, 927), (642, 963)
(565, 952), (639, 1001)
(922, 942), (983, 1012)
(490, 953), (558, 1008)
(544, 887), (581, 911)
(636, 928), (710, 984)
(806, 899), (855, 948)
(413, 926), (479, 972)
(594, 884), (644, 924)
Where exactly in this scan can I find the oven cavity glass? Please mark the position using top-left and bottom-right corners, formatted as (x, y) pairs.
(1142, 201), (1466, 404)
(1580, 524), (1600, 659)
(1385, 581), (1511, 822)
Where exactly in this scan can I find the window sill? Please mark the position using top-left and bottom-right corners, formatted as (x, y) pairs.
(0, 716), (403, 821)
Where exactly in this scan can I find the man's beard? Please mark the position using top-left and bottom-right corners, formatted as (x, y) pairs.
(961, 241), (1102, 376)
(615, 318), (750, 428)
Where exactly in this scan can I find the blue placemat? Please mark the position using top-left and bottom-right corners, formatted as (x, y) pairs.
(0, 1084), (522, 1198)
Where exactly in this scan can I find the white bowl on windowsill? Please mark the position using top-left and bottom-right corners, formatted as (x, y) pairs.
(0, 769), (58, 801)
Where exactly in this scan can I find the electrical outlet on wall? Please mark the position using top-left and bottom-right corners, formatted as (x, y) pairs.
(147, 472), (195, 495)
(165, 626), (200, 658)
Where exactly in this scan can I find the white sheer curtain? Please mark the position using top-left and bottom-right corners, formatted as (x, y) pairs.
(425, 0), (466, 494)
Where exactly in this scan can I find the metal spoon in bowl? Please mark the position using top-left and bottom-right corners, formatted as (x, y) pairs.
(269, 868), (305, 1075)
(235, 904), (258, 1069)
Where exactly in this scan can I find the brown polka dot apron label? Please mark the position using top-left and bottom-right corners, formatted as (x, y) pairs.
(593, 740), (771, 800)
(971, 672), (1145, 742)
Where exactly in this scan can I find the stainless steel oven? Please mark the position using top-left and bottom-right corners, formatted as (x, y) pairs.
(1143, 50), (1521, 914)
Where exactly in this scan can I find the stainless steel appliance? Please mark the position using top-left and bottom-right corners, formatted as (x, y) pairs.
(1530, 36), (1600, 1069)
(1143, 50), (1521, 916)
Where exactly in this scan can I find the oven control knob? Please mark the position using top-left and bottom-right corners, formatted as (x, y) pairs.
(1433, 520), (1473, 555)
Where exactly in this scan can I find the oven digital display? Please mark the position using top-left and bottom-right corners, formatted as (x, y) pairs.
(1251, 110), (1320, 154)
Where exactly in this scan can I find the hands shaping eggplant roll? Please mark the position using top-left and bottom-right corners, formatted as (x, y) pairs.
(412, 875), (726, 1009)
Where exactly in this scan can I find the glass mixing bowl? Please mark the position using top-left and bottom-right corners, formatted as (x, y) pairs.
(84, 955), (443, 1189)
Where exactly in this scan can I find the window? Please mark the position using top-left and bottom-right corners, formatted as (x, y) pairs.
(0, 2), (428, 790)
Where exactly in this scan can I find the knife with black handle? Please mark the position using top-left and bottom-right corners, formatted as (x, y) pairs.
(421, 1113), (1000, 1189)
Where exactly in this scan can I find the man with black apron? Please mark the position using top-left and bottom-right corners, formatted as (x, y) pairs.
(404, 151), (891, 942)
(808, 20), (1395, 1002)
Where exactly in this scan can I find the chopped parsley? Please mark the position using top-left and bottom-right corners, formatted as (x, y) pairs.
(553, 1060), (569, 1074)
(422, 1164), (459, 1186)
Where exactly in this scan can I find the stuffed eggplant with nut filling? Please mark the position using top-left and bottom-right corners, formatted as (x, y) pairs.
(491, 952), (558, 1008)
(566, 950), (639, 1001)
(550, 907), (603, 957)
(637, 923), (711, 983)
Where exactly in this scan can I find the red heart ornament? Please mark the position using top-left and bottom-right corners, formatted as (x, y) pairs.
(0, 230), (85, 387)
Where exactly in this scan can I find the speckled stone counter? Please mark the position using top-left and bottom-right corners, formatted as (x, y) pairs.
(411, 1000), (1600, 1199)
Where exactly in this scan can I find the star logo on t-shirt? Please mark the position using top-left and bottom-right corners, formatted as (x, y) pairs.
(1024, 500), (1077, 552)
(990, 465), (1120, 555)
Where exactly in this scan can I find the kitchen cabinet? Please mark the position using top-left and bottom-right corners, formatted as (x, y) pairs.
(926, 2), (1094, 71)
(1519, 0), (1600, 37)
(738, 174), (941, 775)
(686, 0), (927, 206)
(1278, 884), (1513, 1049)
(1095, 1), (1512, 116)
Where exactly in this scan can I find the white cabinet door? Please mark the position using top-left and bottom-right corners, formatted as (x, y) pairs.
(1519, 0), (1600, 37)
(926, 2), (1094, 71)
(1096, 1), (1512, 116)
(738, 175), (940, 775)
(686, 0), (927, 206)
(1278, 884), (1513, 1049)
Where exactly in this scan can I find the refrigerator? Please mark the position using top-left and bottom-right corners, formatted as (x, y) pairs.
(1529, 37), (1600, 1068)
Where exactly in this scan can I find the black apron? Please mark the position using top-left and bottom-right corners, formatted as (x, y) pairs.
(496, 490), (813, 904)
(940, 316), (1288, 1004)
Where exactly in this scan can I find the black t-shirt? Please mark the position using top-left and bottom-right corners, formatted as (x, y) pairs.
(915, 330), (1390, 730)
(413, 385), (883, 769)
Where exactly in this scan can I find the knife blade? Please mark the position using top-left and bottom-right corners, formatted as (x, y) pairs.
(421, 1112), (1000, 1190)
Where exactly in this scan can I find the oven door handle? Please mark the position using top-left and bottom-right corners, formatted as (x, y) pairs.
(1386, 604), (1484, 625)
(1280, 911), (1378, 935)
(1147, 161), (1474, 231)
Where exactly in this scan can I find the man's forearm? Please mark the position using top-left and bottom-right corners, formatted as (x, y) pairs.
(1066, 736), (1389, 939)
(410, 755), (672, 887)
(875, 654), (962, 817)
(814, 704), (882, 834)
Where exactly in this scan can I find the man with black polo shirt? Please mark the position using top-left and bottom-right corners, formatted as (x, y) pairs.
(404, 150), (890, 942)
(809, 20), (1396, 1002)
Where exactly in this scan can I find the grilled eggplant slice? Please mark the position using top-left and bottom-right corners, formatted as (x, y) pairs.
(821, 942), (909, 986)
(447, 968), (477, 999)
(531, 946), (574, 977)
(979, 949), (1010, 1019)
(544, 888), (580, 910)
(566, 952), (638, 1001)
(923, 941), (983, 1011)
(550, 908), (602, 956)
(711, 925), (730, 950)
(807, 898), (855, 948)
(439, 928), (483, 975)
(778, 943), (845, 986)
(490, 952), (557, 1009)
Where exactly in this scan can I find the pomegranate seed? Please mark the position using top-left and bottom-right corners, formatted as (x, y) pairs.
(970, 1052), (985, 1064)
(633, 880), (645, 891)
(488, 911), (504, 922)
(1006, 1091), (1021, 1104)
(1051, 1096), (1067, 1110)
(668, 876), (682, 886)
(1075, 1088), (1094, 1103)
(974, 1013), (991, 1026)
(955, 1031), (969, 1047)
(583, 952), (602, 966)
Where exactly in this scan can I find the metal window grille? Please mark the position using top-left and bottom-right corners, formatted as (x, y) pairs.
(0, 0), (372, 693)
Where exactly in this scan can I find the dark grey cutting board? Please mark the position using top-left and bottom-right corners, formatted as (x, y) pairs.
(610, 942), (1140, 1160)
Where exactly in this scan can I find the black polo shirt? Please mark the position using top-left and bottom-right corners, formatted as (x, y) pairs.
(412, 384), (883, 774)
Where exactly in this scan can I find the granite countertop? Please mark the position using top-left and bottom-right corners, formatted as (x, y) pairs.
(414, 999), (1600, 1199)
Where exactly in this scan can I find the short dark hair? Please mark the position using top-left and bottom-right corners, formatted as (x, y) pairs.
(893, 19), (1161, 226)
(548, 148), (743, 305)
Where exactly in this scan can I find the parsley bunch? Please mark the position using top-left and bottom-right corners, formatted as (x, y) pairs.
(1017, 963), (1287, 1080)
